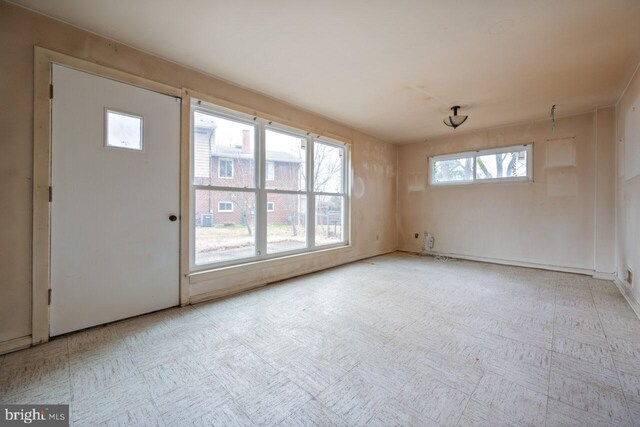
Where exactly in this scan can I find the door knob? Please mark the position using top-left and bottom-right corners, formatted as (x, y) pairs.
(169, 215), (178, 222)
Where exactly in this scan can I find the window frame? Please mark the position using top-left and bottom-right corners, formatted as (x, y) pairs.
(312, 139), (348, 247)
(104, 108), (144, 152)
(190, 101), (350, 272)
(217, 158), (234, 179)
(217, 201), (234, 213)
(429, 144), (533, 186)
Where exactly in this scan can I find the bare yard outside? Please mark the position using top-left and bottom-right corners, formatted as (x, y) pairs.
(195, 223), (343, 253)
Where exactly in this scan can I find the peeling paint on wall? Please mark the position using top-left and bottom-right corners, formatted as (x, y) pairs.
(546, 137), (576, 168)
(407, 173), (426, 193)
(353, 177), (365, 198)
(547, 170), (578, 197)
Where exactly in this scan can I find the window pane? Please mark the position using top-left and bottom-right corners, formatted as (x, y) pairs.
(265, 129), (306, 191)
(476, 150), (528, 180)
(432, 157), (474, 183)
(315, 195), (344, 246)
(195, 189), (256, 265)
(193, 111), (255, 188)
(314, 142), (344, 193)
(266, 161), (275, 181)
(267, 193), (307, 254)
(106, 110), (142, 150)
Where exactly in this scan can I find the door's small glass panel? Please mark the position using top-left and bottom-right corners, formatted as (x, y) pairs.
(266, 193), (307, 254)
(195, 189), (256, 265)
(475, 150), (528, 180)
(314, 142), (344, 193)
(193, 111), (256, 188)
(432, 157), (474, 183)
(106, 110), (143, 150)
(315, 195), (344, 246)
(265, 129), (306, 191)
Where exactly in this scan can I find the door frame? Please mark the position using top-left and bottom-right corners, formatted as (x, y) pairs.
(32, 47), (190, 345)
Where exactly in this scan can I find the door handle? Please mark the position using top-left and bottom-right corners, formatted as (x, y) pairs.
(169, 215), (178, 222)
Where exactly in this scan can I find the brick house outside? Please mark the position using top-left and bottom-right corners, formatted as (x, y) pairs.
(194, 125), (304, 228)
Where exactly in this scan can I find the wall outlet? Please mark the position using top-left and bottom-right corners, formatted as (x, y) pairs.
(427, 234), (435, 249)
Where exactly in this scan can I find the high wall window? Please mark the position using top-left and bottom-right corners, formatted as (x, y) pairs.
(430, 144), (532, 185)
(191, 101), (350, 269)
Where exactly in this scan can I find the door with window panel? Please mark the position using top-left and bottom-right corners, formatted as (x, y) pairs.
(50, 65), (180, 335)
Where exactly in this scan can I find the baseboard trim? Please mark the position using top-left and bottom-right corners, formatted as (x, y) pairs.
(614, 278), (640, 320)
(0, 335), (32, 355)
(398, 249), (595, 276)
(190, 249), (396, 305)
(593, 272), (616, 280)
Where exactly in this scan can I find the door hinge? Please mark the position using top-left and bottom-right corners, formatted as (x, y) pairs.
(49, 84), (53, 99)
(49, 186), (52, 202)
(48, 289), (52, 305)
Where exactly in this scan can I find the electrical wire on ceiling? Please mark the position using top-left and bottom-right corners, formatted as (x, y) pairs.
(550, 104), (557, 134)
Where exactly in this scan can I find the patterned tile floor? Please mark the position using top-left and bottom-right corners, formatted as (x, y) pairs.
(1, 252), (640, 426)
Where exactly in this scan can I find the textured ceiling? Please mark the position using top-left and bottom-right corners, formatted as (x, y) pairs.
(11, 0), (640, 143)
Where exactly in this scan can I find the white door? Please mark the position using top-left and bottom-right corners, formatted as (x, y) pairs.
(50, 65), (180, 336)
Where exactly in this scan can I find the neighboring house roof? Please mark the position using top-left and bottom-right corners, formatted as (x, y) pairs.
(193, 124), (302, 179)
(212, 146), (302, 163)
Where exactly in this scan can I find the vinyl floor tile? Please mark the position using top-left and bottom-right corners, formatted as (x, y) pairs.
(2, 253), (639, 426)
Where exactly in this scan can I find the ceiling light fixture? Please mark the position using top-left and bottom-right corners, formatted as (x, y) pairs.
(443, 106), (468, 129)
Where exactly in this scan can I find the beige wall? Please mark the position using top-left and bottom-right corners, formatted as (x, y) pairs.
(397, 109), (616, 274)
(0, 1), (397, 346)
(615, 63), (640, 311)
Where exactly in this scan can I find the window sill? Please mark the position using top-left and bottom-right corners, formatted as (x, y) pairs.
(188, 243), (351, 280)
(430, 177), (533, 187)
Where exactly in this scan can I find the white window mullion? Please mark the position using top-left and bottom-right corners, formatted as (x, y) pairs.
(472, 153), (478, 181)
(307, 135), (315, 249)
(526, 144), (533, 181)
(344, 146), (350, 243)
(189, 107), (196, 269)
(256, 120), (267, 258)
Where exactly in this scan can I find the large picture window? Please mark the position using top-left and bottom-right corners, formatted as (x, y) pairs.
(430, 144), (532, 185)
(191, 101), (349, 269)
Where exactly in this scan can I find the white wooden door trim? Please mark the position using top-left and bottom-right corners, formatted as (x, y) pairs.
(33, 47), (187, 344)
